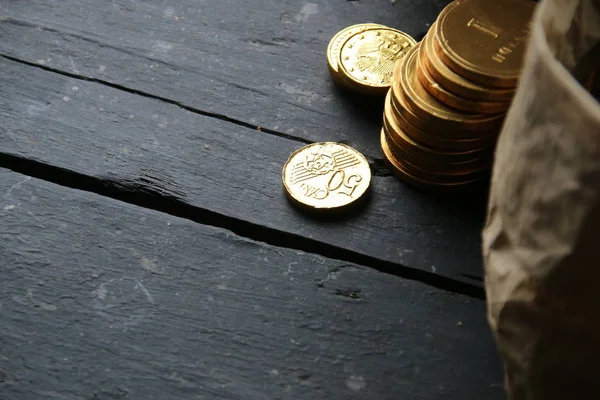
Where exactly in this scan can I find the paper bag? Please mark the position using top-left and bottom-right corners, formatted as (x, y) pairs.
(483, 0), (600, 398)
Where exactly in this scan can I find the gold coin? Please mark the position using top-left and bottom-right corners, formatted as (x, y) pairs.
(282, 142), (371, 210)
(384, 90), (497, 152)
(390, 81), (493, 141)
(389, 81), (496, 142)
(381, 133), (488, 183)
(382, 121), (491, 177)
(380, 130), (481, 190)
(327, 24), (386, 82)
(381, 120), (476, 173)
(397, 44), (506, 133)
(338, 27), (417, 95)
(390, 79), (445, 136)
(416, 40), (511, 114)
(422, 24), (515, 102)
(382, 106), (491, 171)
(435, 0), (535, 88)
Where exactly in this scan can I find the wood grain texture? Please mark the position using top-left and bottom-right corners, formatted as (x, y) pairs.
(0, 0), (449, 158)
(0, 57), (488, 286)
(0, 168), (502, 400)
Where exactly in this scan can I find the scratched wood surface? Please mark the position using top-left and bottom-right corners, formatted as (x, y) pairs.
(0, 55), (487, 289)
(0, 0), (504, 398)
(0, 0), (450, 157)
(0, 169), (502, 400)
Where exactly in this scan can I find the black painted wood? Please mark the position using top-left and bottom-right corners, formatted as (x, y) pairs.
(0, 57), (487, 287)
(0, 168), (501, 400)
(0, 0), (449, 159)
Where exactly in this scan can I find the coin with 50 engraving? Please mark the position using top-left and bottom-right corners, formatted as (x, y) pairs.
(282, 142), (371, 210)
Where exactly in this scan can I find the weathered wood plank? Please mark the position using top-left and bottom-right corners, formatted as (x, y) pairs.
(0, 57), (487, 286)
(0, 168), (501, 399)
(0, 0), (449, 158)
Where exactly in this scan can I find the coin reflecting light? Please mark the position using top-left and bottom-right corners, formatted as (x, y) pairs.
(435, 0), (535, 87)
(339, 27), (416, 95)
(399, 44), (505, 134)
(282, 142), (371, 209)
(422, 24), (515, 102)
(327, 24), (385, 78)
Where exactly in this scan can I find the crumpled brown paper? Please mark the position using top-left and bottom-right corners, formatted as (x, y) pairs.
(483, 0), (600, 398)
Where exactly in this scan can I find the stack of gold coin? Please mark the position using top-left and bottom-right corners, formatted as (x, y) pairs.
(381, 0), (536, 190)
(327, 24), (417, 96)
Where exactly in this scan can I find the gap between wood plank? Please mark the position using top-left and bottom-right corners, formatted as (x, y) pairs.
(0, 53), (392, 178)
(0, 51), (490, 289)
(0, 152), (485, 300)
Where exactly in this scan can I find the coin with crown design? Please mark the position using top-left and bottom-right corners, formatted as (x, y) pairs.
(327, 23), (385, 85)
(338, 27), (416, 95)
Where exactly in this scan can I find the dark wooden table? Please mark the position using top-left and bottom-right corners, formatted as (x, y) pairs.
(0, 1), (503, 399)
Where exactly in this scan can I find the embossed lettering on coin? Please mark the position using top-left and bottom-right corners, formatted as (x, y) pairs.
(327, 23), (384, 75)
(339, 27), (417, 91)
(435, 0), (535, 86)
(282, 142), (371, 209)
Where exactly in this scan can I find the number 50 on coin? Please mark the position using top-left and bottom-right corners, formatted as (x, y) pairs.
(282, 142), (371, 210)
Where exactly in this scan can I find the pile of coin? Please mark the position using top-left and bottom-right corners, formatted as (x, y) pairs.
(281, 0), (537, 212)
(381, 0), (536, 190)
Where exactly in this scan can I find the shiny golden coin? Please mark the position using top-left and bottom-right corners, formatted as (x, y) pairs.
(384, 90), (497, 152)
(389, 80), (495, 142)
(422, 25), (515, 102)
(338, 27), (417, 95)
(327, 24), (386, 83)
(382, 120), (491, 176)
(389, 81), (498, 144)
(380, 130), (481, 190)
(390, 78), (447, 136)
(382, 101), (492, 169)
(398, 44), (506, 134)
(282, 142), (371, 210)
(416, 40), (511, 114)
(382, 116), (492, 173)
(436, 0), (535, 88)
(381, 132), (488, 183)
(390, 80), (493, 142)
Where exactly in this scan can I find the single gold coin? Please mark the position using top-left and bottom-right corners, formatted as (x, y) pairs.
(380, 130), (482, 190)
(435, 0), (535, 88)
(416, 41), (511, 114)
(384, 90), (497, 152)
(398, 44), (506, 134)
(282, 142), (371, 210)
(422, 25), (515, 102)
(327, 23), (386, 83)
(338, 27), (417, 95)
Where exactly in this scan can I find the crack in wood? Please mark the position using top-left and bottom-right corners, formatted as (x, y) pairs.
(0, 51), (393, 178)
(334, 288), (363, 300)
(368, 158), (393, 177)
(0, 53), (315, 146)
(0, 153), (484, 299)
(0, 54), (396, 182)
